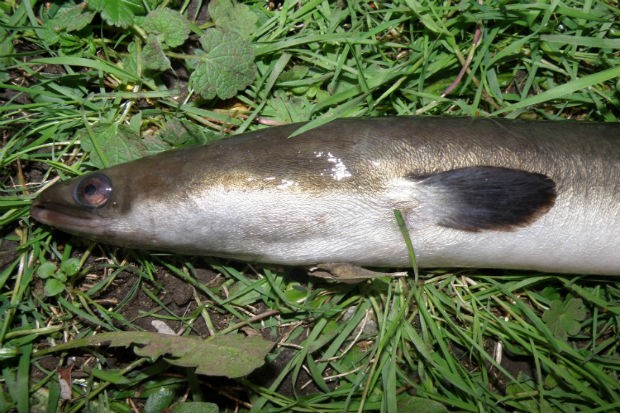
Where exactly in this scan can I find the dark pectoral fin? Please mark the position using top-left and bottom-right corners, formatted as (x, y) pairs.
(411, 166), (557, 232)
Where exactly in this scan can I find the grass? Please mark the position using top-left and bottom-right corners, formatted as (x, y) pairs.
(1, 0), (620, 412)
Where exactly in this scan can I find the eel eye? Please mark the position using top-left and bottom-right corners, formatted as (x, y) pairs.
(74, 174), (112, 208)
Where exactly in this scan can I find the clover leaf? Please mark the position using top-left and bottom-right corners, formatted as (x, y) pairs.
(542, 297), (587, 341)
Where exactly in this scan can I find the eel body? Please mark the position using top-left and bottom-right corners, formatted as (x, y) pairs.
(30, 118), (620, 275)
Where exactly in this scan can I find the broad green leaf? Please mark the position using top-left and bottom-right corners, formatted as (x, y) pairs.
(79, 123), (145, 168)
(88, 0), (146, 28)
(54, 272), (67, 283)
(44, 278), (65, 297)
(189, 28), (255, 100)
(60, 258), (81, 277)
(123, 41), (141, 76)
(540, 286), (561, 301)
(38, 332), (275, 378)
(208, 0), (258, 38)
(158, 118), (220, 147)
(542, 298), (587, 341)
(144, 386), (176, 413)
(142, 8), (190, 48)
(283, 283), (309, 302)
(141, 134), (172, 156)
(37, 262), (57, 279)
(48, 3), (95, 33)
(142, 35), (171, 71)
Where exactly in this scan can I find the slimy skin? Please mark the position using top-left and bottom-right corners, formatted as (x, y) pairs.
(30, 117), (620, 275)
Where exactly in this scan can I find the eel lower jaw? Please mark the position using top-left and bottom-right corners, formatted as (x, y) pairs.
(30, 202), (107, 235)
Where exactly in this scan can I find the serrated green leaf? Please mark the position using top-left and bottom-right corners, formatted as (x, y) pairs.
(37, 262), (57, 279)
(142, 35), (171, 71)
(542, 298), (587, 341)
(38, 26), (61, 46)
(48, 3), (95, 33)
(79, 123), (146, 168)
(134, 334), (274, 377)
(88, 0), (146, 28)
(189, 28), (255, 100)
(158, 118), (220, 147)
(44, 278), (65, 297)
(208, 0), (258, 38)
(40, 332), (275, 378)
(141, 134), (172, 156)
(142, 8), (190, 48)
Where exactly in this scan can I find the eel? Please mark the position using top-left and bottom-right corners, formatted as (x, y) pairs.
(30, 117), (620, 276)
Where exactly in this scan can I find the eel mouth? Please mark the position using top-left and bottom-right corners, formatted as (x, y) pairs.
(30, 200), (107, 234)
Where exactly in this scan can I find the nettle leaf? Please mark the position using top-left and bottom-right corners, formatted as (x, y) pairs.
(542, 297), (587, 341)
(79, 123), (146, 168)
(142, 8), (190, 48)
(39, 332), (275, 378)
(143, 34), (172, 71)
(48, 3), (95, 33)
(158, 118), (220, 147)
(189, 28), (255, 100)
(141, 134), (172, 156)
(208, 0), (258, 38)
(88, 0), (146, 28)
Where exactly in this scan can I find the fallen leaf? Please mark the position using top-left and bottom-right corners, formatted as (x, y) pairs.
(38, 332), (275, 378)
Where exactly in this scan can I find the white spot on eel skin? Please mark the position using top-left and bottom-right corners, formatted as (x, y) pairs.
(277, 179), (298, 190)
(314, 151), (352, 181)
